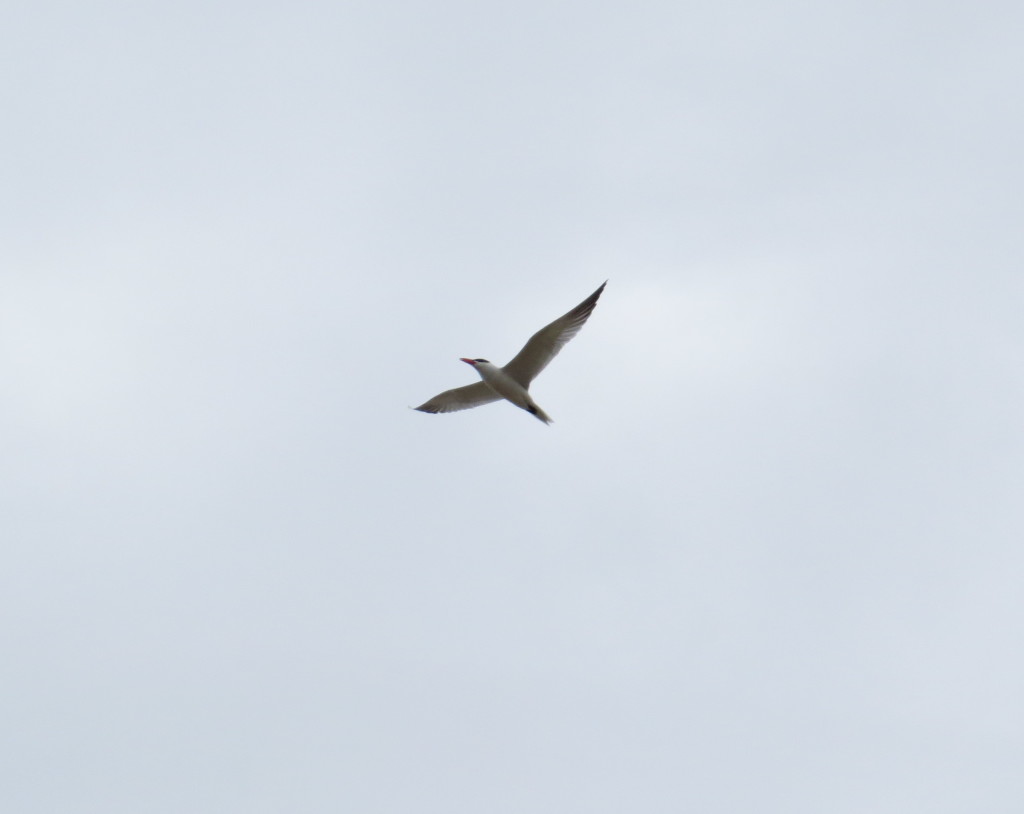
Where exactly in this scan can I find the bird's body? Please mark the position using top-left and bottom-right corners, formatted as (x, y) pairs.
(462, 359), (553, 424)
(414, 281), (606, 424)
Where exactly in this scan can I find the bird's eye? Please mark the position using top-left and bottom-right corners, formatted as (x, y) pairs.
(475, 358), (489, 363)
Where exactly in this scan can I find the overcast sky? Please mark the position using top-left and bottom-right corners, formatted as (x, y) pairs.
(3, 1), (1023, 812)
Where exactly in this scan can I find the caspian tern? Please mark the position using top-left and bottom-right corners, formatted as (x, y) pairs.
(414, 281), (606, 424)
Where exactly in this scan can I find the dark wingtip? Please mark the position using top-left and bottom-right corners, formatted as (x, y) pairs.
(573, 281), (606, 316)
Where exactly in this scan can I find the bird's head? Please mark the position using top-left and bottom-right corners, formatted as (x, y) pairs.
(460, 358), (490, 367)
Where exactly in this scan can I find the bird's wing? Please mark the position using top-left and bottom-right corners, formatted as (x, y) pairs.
(414, 381), (502, 414)
(502, 281), (606, 387)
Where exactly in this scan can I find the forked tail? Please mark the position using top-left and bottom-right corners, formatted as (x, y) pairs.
(527, 403), (553, 425)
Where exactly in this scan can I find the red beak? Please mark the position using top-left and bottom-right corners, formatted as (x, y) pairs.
(459, 358), (476, 365)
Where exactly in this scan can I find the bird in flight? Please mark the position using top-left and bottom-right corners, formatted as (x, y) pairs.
(414, 281), (606, 424)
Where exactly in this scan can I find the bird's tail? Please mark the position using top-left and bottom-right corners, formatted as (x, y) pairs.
(527, 403), (553, 425)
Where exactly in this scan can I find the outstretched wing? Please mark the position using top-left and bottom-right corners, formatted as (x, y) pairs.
(502, 281), (606, 387)
(414, 381), (501, 414)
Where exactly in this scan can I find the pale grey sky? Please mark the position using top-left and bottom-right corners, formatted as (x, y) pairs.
(3, 1), (1023, 812)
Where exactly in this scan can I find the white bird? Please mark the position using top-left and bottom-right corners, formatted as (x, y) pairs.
(414, 281), (607, 424)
